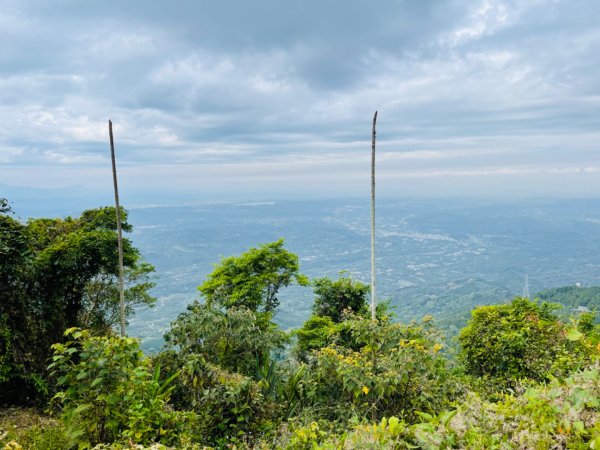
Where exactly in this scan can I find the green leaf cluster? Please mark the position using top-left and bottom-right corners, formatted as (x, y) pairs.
(294, 274), (390, 359)
(164, 301), (287, 378)
(0, 205), (156, 404)
(49, 328), (185, 448)
(458, 297), (598, 390)
(262, 364), (600, 449)
(312, 274), (370, 322)
(301, 315), (461, 423)
(199, 238), (308, 313)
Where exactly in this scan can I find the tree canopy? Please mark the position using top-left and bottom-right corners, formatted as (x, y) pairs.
(312, 273), (370, 322)
(295, 274), (387, 358)
(198, 239), (308, 314)
(164, 301), (287, 377)
(0, 204), (155, 404)
(458, 297), (597, 388)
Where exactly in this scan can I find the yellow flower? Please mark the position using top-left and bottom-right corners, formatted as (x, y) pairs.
(433, 343), (443, 353)
(5, 442), (23, 450)
(362, 386), (370, 395)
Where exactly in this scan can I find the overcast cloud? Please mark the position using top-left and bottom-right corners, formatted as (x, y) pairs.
(1, 0), (600, 201)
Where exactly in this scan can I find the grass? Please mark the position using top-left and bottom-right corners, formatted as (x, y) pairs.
(0, 406), (70, 450)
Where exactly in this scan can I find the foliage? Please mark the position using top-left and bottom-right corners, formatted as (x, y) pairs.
(152, 350), (274, 447)
(49, 329), (184, 448)
(259, 363), (600, 449)
(0, 407), (70, 450)
(312, 274), (370, 322)
(458, 297), (599, 389)
(0, 197), (10, 214)
(294, 315), (337, 359)
(198, 239), (308, 313)
(294, 275), (391, 359)
(0, 212), (38, 402)
(302, 315), (462, 423)
(29, 208), (150, 337)
(165, 301), (287, 377)
(537, 285), (600, 315)
(0, 204), (155, 404)
(4, 222), (600, 450)
(79, 262), (157, 334)
(157, 298), (300, 446)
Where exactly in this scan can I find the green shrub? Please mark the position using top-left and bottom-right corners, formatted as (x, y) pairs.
(0, 407), (70, 450)
(165, 302), (287, 378)
(405, 363), (600, 449)
(153, 351), (274, 447)
(458, 297), (599, 390)
(49, 328), (184, 448)
(302, 315), (462, 423)
(294, 315), (336, 360)
(311, 275), (370, 323)
(258, 363), (600, 449)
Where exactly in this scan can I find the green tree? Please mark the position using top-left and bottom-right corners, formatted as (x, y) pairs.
(199, 239), (308, 313)
(49, 328), (184, 448)
(78, 262), (156, 334)
(0, 204), (155, 404)
(295, 275), (388, 359)
(28, 207), (155, 342)
(458, 297), (598, 389)
(294, 315), (337, 358)
(0, 213), (33, 395)
(165, 301), (287, 377)
(303, 315), (460, 423)
(312, 274), (370, 322)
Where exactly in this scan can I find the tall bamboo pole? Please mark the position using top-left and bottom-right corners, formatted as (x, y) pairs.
(370, 111), (378, 321)
(108, 120), (126, 337)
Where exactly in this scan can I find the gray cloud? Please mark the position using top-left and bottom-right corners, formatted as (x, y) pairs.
(1, 0), (599, 199)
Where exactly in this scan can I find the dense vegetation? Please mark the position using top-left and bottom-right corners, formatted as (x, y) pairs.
(0, 201), (156, 404)
(537, 285), (600, 317)
(1, 201), (599, 449)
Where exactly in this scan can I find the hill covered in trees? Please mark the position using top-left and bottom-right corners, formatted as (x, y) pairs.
(537, 285), (600, 313)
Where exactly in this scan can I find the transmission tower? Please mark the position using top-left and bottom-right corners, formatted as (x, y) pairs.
(523, 274), (530, 299)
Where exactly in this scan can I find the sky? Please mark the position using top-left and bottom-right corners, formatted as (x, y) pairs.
(1, 0), (600, 204)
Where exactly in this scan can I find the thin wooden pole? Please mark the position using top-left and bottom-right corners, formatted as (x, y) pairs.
(370, 111), (378, 322)
(109, 119), (126, 337)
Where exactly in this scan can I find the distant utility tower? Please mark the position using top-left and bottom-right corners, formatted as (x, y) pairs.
(523, 274), (530, 299)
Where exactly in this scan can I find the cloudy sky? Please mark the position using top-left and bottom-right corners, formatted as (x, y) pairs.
(1, 0), (600, 202)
